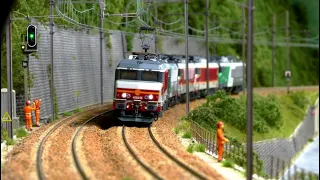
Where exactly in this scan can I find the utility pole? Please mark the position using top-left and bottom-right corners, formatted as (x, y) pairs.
(6, 11), (13, 139)
(205, 0), (209, 95)
(154, 1), (158, 53)
(24, 55), (29, 102)
(247, 0), (254, 179)
(241, 5), (246, 94)
(272, 14), (275, 87)
(185, 0), (189, 115)
(99, 1), (105, 104)
(50, 0), (55, 121)
(212, 15), (216, 56)
(286, 10), (290, 94)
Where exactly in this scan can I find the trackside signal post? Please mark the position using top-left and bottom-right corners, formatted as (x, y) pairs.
(22, 24), (38, 103)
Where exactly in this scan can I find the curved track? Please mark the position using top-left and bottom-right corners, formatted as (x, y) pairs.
(71, 110), (113, 180)
(122, 124), (207, 180)
(36, 109), (111, 180)
(148, 125), (207, 180)
(37, 117), (70, 180)
(122, 125), (164, 180)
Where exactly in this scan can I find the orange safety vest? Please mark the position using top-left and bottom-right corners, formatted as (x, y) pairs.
(217, 128), (227, 145)
(24, 105), (35, 118)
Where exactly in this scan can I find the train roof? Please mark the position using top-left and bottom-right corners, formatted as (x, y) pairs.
(117, 59), (166, 70)
(159, 54), (242, 63)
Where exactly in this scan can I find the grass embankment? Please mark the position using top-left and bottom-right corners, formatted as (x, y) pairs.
(175, 90), (318, 177)
(225, 91), (318, 142)
(180, 90), (318, 143)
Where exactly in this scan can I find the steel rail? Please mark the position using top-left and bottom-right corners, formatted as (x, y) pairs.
(122, 125), (164, 180)
(148, 124), (208, 180)
(36, 106), (110, 180)
(71, 110), (114, 180)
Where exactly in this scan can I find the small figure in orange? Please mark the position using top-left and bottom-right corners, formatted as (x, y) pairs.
(33, 99), (42, 127)
(24, 100), (36, 131)
(216, 121), (229, 162)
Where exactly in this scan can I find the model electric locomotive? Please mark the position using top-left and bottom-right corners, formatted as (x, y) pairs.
(112, 52), (244, 123)
(112, 27), (244, 123)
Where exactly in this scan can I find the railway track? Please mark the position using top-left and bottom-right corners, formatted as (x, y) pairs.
(71, 110), (113, 180)
(36, 108), (111, 180)
(122, 124), (208, 180)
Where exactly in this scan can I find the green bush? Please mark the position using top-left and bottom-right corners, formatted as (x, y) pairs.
(290, 91), (310, 109)
(14, 127), (28, 138)
(222, 159), (234, 168)
(182, 131), (192, 139)
(1, 127), (8, 143)
(186, 143), (206, 153)
(75, 108), (82, 113)
(187, 144), (194, 153)
(193, 143), (206, 152)
(173, 127), (179, 134)
(63, 111), (73, 116)
(188, 90), (283, 134)
(6, 138), (15, 145)
(1, 128), (16, 145)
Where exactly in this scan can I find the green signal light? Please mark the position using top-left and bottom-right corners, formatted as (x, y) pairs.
(29, 34), (34, 39)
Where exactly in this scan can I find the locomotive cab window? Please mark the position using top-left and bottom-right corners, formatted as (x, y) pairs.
(119, 70), (137, 80)
(195, 68), (200, 75)
(142, 71), (159, 82)
(178, 69), (183, 76)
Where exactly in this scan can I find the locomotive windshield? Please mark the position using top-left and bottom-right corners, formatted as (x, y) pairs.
(116, 69), (163, 82)
(141, 71), (158, 81)
(120, 70), (137, 80)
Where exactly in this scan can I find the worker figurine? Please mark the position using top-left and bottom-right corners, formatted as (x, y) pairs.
(33, 99), (42, 127)
(216, 121), (229, 162)
(24, 100), (36, 131)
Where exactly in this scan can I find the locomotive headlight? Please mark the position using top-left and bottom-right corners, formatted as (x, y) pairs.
(121, 93), (127, 98)
(148, 94), (154, 100)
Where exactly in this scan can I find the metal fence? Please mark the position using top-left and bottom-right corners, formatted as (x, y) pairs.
(189, 120), (262, 174)
(189, 97), (319, 179)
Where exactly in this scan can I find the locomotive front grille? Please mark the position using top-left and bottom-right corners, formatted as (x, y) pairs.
(116, 103), (126, 109)
(147, 104), (157, 111)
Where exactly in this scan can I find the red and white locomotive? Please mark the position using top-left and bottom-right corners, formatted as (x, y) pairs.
(112, 27), (243, 122)
(112, 52), (219, 122)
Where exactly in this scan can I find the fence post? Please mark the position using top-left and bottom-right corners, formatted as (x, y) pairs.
(225, 142), (228, 158)
(209, 132), (212, 153)
(308, 172), (312, 180)
(206, 131), (210, 148)
(195, 124), (198, 141)
(214, 133), (217, 155)
(229, 143), (231, 158)
(287, 161), (291, 180)
(301, 169), (304, 180)
(293, 165), (297, 180)
(191, 121), (193, 137)
(200, 126), (203, 144)
(270, 156), (274, 178)
(282, 160), (285, 178)
(276, 157), (280, 179)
